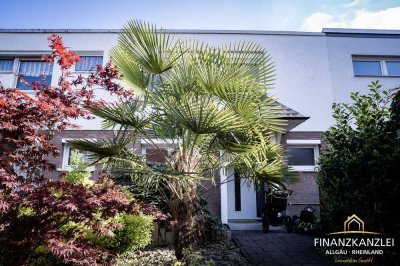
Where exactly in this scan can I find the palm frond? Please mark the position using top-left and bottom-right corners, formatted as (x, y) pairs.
(116, 20), (183, 75)
(109, 47), (150, 93)
(154, 91), (246, 134)
(90, 97), (150, 130)
(67, 129), (135, 163)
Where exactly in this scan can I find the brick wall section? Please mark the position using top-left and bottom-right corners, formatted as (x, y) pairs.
(286, 172), (321, 217)
(200, 174), (221, 218)
(281, 131), (326, 217)
(46, 130), (223, 217)
(45, 130), (327, 220)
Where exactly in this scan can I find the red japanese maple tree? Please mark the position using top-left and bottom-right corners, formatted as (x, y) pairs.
(0, 34), (139, 265)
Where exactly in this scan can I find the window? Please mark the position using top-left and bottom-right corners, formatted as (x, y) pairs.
(75, 56), (103, 72)
(234, 172), (241, 211)
(145, 148), (168, 163)
(352, 56), (400, 77)
(386, 61), (400, 76)
(287, 148), (315, 166)
(68, 149), (93, 165)
(141, 139), (174, 164)
(0, 59), (14, 72)
(16, 60), (53, 90)
(353, 61), (382, 76)
(60, 139), (96, 171)
(286, 140), (320, 172)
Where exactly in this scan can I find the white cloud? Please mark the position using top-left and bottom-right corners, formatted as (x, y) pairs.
(345, 0), (360, 8)
(302, 7), (400, 32)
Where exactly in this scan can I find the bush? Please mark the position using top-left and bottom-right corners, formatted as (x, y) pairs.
(198, 197), (223, 242)
(29, 246), (65, 266)
(89, 213), (154, 254)
(316, 81), (400, 264)
(63, 150), (94, 186)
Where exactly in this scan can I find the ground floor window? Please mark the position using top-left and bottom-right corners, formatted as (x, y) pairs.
(60, 138), (96, 171)
(286, 139), (320, 172)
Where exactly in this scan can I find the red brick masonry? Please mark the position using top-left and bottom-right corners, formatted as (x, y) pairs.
(47, 130), (325, 219)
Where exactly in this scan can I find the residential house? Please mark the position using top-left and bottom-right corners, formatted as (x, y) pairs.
(1, 28), (399, 224)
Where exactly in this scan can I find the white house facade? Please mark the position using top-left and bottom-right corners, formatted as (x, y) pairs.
(1, 28), (399, 224)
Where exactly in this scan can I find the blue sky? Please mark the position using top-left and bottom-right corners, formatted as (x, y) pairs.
(0, 0), (399, 31)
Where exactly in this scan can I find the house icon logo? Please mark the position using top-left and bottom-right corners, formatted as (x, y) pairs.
(344, 214), (364, 233)
(327, 214), (381, 235)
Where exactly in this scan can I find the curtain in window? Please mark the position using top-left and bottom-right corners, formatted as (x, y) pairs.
(75, 56), (103, 71)
(17, 61), (53, 90)
(0, 59), (14, 72)
(19, 61), (53, 76)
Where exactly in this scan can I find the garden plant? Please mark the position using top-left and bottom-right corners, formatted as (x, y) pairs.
(316, 81), (400, 264)
(69, 19), (295, 260)
(0, 34), (155, 265)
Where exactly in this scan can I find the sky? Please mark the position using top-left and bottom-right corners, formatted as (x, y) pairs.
(0, 0), (399, 32)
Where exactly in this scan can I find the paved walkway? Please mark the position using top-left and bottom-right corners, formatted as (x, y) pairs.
(232, 227), (335, 266)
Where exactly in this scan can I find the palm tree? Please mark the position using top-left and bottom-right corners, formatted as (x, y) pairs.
(69, 20), (295, 259)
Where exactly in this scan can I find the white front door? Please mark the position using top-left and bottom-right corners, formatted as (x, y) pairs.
(227, 168), (257, 220)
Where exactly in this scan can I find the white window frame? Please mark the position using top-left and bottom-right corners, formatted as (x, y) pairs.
(352, 56), (400, 77)
(12, 57), (54, 91)
(58, 138), (96, 171)
(73, 55), (104, 73)
(286, 139), (320, 172)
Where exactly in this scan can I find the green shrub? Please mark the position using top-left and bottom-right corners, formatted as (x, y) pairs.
(29, 246), (65, 266)
(64, 150), (94, 186)
(89, 213), (154, 254)
(316, 81), (400, 264)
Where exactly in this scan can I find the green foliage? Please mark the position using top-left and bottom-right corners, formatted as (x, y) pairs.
(29, 246), (65, 266)
(316, 81), (400, 263)
(182, 247), (215, 266)
(115, 248), (180, 266)
(89, 213), (154, 254)
(198, 198), (222, 237)
(294, 219), (321, 235)
(64, 150), (94, 186)
(70, 19), (296, 259)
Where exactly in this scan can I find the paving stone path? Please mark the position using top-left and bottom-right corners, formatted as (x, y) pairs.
(232, 229), (336, 266)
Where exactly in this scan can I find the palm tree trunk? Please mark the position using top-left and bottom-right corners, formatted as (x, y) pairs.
(171, 181), (202, 260)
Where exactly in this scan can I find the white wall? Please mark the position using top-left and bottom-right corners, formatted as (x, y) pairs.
(326, 36), (400, 104)
(1, 30), (399, 132)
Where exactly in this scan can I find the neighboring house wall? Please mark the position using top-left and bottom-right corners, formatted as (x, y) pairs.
(324, 29), (400, 104)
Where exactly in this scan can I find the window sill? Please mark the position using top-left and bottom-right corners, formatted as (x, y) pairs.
(72, 71), (97, 74)
(57, 166), (95, 172)
(289, 166), (316, 172)
(16, 89), (36, 95)
(354, 75), (400, 78)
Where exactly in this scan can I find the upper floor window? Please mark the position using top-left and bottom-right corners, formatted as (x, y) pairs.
(75, 56), (103, 72)
(386, 61), (400, 76)
(0, 59), (14, 72)
(16, 60), (53, 90)
(352, 56), (400, 77)
(353, 60), (382, 76)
